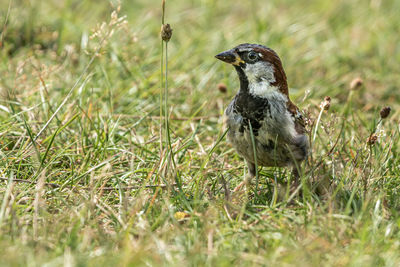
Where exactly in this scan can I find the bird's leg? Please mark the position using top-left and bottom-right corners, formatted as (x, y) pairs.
(290, 165), (301, 195)
(233, 160), (256, 192)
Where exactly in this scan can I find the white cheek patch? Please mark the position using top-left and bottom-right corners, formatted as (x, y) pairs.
(244, 61), (275, 83)
(243, 61), (280, 98)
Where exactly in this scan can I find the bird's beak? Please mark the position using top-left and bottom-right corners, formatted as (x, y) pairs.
(215, 50), (244, 66)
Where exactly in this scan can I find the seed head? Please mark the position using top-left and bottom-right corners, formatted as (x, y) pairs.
(161, 24), (173, 42)
(350, 77), (363, 90)
(217, 83), (227, 93)
(320, 96), (331, 111)
(380, 106), (391, 119)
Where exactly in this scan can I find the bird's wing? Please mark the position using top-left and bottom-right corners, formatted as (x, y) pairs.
(287, 101), (307, 135)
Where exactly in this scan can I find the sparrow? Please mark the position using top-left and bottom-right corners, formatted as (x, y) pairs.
(215, 43), (309, 191)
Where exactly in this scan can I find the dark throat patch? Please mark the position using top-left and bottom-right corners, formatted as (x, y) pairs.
(232, 66), (271, 135)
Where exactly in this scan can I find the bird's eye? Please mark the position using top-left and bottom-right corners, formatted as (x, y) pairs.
(247, 51), (258, 62)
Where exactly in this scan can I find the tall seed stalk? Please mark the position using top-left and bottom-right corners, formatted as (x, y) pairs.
(159, 1), (165, 154)
(160, 0), (175, 182)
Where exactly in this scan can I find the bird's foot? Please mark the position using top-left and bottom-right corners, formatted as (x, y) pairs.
(224, 179), (252, 219)
(233, 180), (247, 192)
(230, 176), (253, 206)
(233, 174), (254, 192)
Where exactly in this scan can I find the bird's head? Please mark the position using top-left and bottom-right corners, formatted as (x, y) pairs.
(215, 43), (289, 98)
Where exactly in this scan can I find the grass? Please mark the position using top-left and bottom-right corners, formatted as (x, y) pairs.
(0, 0), (400, 266)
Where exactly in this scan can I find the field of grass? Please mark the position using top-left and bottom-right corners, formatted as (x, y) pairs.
(0, 0), (400, 266)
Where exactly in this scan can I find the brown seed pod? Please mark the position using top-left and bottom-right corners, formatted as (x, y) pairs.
(380, 106), (391, 119)
(350, 77), (363, 90)
(217, 83), (227, 93)
(321, 96), (331, 111)
(161, 24), (173, 42)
